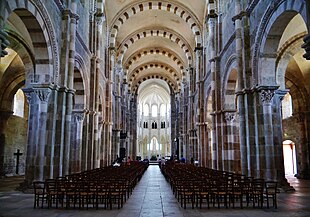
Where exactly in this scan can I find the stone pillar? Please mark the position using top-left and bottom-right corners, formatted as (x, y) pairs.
(259, 88), (276, 180)
(87, 111), (95, 169)
(181, 81), (189, 160)
(70, 110), (84, 173)
(112, 65), (122, 161)
(98, 120), (105, 167)
(232, 0), (247, 176)
(224, 111), (239, 172)
(81, 110), (89, 171)
(199, 123), (207, 167)
(93, 111), (100, 169)
(187, 66), (196, 161)
(105, 45), (114, 164)
(206, 123), (213, 168)
(126, 95), (137, 160)
(33, 87), (51, 181)
(98, 119), (104, 167)
(102, 122), (110, 166)
(196, 47), (204, 165)
(170, 93), (177, 158)
(207, 5), (219, 169)
(23, 89), (37, 185)
(132, 97), (138, 159)
(157, 110), (161, 158)
(63, 2), (79, 175)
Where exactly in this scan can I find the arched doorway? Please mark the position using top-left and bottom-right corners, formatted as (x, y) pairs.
(283, 140), (297, 176)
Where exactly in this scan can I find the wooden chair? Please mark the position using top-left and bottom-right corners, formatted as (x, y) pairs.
(229, 181), (244, 208)
(195, 181), (211, 209)
(33, 181), (46, 208)
(45, 179), (62, 208)
(214, 179), (229, 208)
(109, 182), (125, 209)
(251, 179), (264, 208)
(78, 181), (95, 209)
(179, 181), (195, 209)
(95, 181), (109, 209)
(264, 181), (278, 208)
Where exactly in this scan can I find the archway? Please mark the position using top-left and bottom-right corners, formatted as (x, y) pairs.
(283, 140), (297, 176)
(204, 89), (213, 168)
(276, 14), (310, 179)
(2, 4), (58, 184)
(256, 1), (310, 181)
(0, 48), (28, 177)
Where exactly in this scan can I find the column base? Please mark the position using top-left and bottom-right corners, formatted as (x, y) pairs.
(279, 177), (295, 192)
(16, 179), (34, 193)
(296, 171), (310, 180)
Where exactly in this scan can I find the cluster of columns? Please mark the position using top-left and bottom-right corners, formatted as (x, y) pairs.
(175, 0), (307, 187)
(15, 1), (114, 187)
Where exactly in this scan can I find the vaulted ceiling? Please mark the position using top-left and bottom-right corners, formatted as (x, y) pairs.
(105, 0), (206, 95)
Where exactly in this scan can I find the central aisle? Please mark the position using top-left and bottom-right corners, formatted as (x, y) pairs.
(117, 165), (184, 217)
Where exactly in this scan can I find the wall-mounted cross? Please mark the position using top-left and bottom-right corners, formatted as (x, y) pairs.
(13, 149), (23, 174)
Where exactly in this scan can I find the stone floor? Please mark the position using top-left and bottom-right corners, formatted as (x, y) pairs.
(0, 165), (310, 217)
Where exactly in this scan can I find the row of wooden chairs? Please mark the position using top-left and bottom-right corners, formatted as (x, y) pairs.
(161, 163), (278, 209)
(33, 162), (148, 209)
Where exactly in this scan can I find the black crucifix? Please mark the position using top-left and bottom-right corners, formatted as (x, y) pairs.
(13, 149), (23, 174)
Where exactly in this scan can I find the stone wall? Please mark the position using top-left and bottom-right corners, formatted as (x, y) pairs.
(3, 115), (27, 175)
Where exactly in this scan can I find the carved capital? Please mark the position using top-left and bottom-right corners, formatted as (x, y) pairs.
(73, 111), (85, 123)
(96, 13), (105, 25)
(34, 88), (51, 103)
(22, 88), (34, 104)
(232, 11), (249, 22)
(0, 28), (10, 57)
(302, 34), (310, 60)
(89, 110), (97, 116)
(206, 122), (212, 131)
(195, 46), (203, 53)
(62, 9), (79, 21)
(224, 112), (236, 123)
(260, 89), (274, 105)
